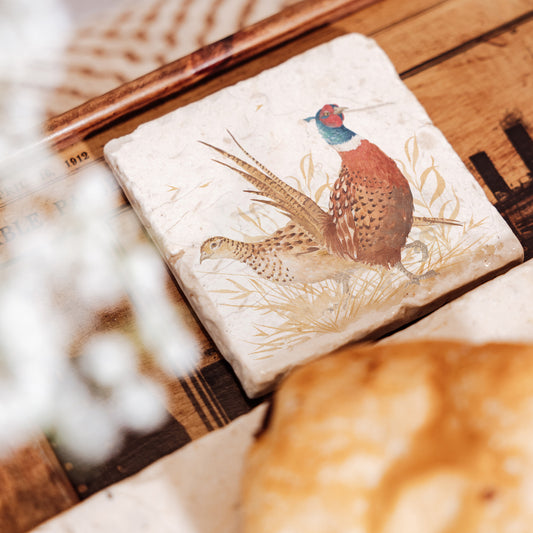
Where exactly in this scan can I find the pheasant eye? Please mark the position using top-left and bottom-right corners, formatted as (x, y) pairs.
(210, 241), (217, 248)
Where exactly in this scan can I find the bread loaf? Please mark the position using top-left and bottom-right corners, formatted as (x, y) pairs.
(242, 341), (533, 532)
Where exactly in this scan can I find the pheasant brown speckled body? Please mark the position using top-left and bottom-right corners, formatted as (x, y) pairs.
(311, 104), (413, 268)
(326, 138), (413, 267)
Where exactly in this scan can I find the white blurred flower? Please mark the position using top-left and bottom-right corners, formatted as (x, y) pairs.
(0, 0), (200, 462)
(52, 377), (120, 463)
(110, 377), (167, 433)
(0, 166), (201, 461)
(122, 245), (200, 376)
(80, 333), (138, 388)
(0, 0), (71, 158)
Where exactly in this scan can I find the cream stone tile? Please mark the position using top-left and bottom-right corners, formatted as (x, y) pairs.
(388, 259), (533, 343)
(105, 33), (523, 397)
(31, 405), (267, 533)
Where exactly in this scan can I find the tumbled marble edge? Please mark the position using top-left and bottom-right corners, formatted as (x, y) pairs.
(31, 404), (268, 533)
(105, 33), (524, 398)
(386, 258), (533, 344)
(103, 147), (253, 391)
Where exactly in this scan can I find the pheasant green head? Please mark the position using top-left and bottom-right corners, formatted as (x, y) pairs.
(304, 104), (358, 147)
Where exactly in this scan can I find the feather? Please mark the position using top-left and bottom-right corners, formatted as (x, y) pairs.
(412, 216), (463, 227)
(199, 138), (331, 244)
(296, 246), (321, 256)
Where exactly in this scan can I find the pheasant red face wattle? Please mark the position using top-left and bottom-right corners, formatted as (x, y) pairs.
(318, 104), (345, 127)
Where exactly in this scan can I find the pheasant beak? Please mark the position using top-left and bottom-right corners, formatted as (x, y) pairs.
(199, 249), (209, 263)
(199, 244), (208, 263)
(303, 116), (315, 122)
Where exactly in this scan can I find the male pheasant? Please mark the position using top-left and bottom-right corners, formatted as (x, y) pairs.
(305, 104), (416, 275)
(199, 107), (460, 283)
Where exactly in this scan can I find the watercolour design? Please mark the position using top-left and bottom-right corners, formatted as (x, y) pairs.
(103, 34), (523, 397)
(197, 104), (480, 356)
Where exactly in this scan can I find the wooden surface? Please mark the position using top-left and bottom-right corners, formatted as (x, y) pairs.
(1, 0), (532, 531)
(0, 441), (78, 533)
(42, 0), (377, 150)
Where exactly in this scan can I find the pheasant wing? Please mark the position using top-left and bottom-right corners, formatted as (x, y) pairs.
(199, 136), (330, 246)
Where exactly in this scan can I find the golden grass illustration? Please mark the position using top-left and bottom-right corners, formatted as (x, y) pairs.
(397, 136), (487, 275)
(206, 136), (486, 357)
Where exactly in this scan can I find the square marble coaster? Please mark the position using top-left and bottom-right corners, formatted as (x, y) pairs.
(105, 33), (523, 397)
(388, 259), (533, 344)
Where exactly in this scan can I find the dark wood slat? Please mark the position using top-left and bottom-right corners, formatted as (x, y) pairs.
(52, 417), (192, 500)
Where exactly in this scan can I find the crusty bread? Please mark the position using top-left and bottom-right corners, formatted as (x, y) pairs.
(242, 341), (533, 532)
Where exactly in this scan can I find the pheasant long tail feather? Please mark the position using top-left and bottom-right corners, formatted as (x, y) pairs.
(243, 189), (297, 217)
(249, 197), (294, 219)
(412, 216), (463, 227)
(199, 140), (330, 244)
(226, 130), (282, 185)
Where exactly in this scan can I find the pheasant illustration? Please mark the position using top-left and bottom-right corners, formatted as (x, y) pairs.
(200, 223), (357, 284)
(199, 104), (461, 284)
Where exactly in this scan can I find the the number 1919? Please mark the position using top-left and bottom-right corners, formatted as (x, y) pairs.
(65, 151), (89, 168)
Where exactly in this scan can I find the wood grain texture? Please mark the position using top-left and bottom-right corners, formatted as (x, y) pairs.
(332, 0), (449, 35)
(373, 0), (533, 73)
(2, 0), (533, 530)
(404, 17), (533, 195)
(0, 441), (78, 533)
(42, 0), (378, 150)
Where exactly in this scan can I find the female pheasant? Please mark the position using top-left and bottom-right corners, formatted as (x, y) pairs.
(200, 223), (356, 284)
(200, 106), (460, 283)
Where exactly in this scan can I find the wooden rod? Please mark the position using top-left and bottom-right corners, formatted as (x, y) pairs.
(42, 0), (379, 149)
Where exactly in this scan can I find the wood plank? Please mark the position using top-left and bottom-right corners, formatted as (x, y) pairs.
(4, 3), (527, 501)
(404, 18), (533, 193)
(332, 0), (449, 35)
(2, 0), (532, 528)
(55, 417), (193, 499)
(403, 17), (533, 256)
(0, 441), (78, 533)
